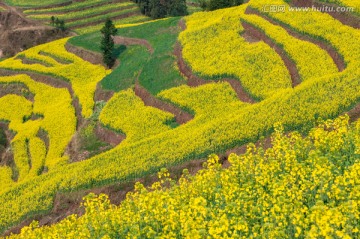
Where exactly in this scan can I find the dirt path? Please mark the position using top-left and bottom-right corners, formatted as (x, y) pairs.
(113, 36), (154, 54)
(134, 82), (193, 125)
(241, 21), (301, 87)
(292, 0), (360, 29)
(245, 7), (346, 72)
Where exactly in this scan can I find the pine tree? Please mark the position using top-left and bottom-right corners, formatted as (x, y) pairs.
(100, 19), (118, 69)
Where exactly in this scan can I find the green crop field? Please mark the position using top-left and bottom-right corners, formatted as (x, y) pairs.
(0, 0), (360, 237)
(4, 0), (69, 7)
(18, 0), (149, 34)
(69, 18), (187, 94)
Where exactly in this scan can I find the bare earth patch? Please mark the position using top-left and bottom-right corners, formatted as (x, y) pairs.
(241, 31), (261, 43)
(0, 2), (73, 57)
(0, 122), (15, 168)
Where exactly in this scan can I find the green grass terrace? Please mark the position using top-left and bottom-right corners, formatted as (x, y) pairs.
(19, 0), (150, 34)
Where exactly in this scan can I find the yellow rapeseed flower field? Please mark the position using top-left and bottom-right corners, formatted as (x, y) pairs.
(0, 75), (76, 181)
(99, 89), (174, 142)
(0, 0), (359, 235)
(0, 38), (111, 118)
(179, 5), (292, 100)
(8, 116), (360, 238)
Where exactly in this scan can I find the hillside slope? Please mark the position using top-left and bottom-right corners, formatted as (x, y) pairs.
(0, 0), (359, 236)
(7, 116), (360, 238)
(0, 2), (71, 58)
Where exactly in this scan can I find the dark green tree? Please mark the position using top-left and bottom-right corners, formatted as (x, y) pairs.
(50, 16), (55, 26)
(208, 0), (232, 11)
(58, 20), (66, 31)
(168, 0), (188, 16)
(100, 19), (118, 68)
(198, 0), (208, 10)
(149, 0), (167, 19)
(54, 17), (60, 27)
(132, 0), (187, 18)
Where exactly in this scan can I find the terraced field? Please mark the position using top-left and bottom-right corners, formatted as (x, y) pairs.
(5, 0), (202, 34)
(0, 0), (359, 237)
(12, 0), (150, 34)
(4, 0), (69, 7)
